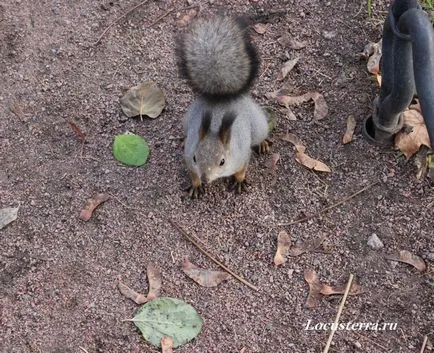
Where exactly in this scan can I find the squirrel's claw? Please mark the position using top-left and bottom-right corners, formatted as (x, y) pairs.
(228, 178), (248, 194)
(187, 184), (204, 199)
(259, 139), (270, 154)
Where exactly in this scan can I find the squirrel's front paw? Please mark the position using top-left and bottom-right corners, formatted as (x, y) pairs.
(228, 178), (248, 194)
(187, 184), (204, 199)
(258, 139), (270, 154)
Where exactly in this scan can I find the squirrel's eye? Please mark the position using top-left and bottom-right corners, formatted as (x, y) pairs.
(193, 155), (197, 163)
(219, 159), (225, 166)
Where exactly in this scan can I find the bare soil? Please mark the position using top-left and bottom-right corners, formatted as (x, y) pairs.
(1, 0), (433, 352)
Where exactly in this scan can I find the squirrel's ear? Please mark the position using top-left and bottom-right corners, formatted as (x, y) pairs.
(219, 112), (236, 145)
(199, 111), (212, 140)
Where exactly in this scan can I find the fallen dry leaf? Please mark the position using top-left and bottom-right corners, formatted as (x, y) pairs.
(120, 80), (165, 119)
(321, 282), (363, 296)
(342, 115), (357, 144)
(274, 230), (291, 266)
(304, 269), (363, 308)
(252, 23), (267, 34)
(177, 9), (197, 28)
(278, 35), (307, 50)
(365, 39), (382, 75)
(288, 237), (325, 257)
(146, 265), (162, 301)
(183, 259), (231, 287)
(295, 150), (331, 173)
(279, 132), (306, 152)
(0, 206), (19, 230)
(394, 106), (431, 159)
(385, 250), (427, 272)
(79, 193), (110, 221)
(280, 57), (299, 80)
(276, 92), (328, 120)
(266, 153), (281, 174)
(304, 269), (323, 308)
(161, 336), (173, 353)
(118, 281), (147, 304)
(68, 120), (86, 142)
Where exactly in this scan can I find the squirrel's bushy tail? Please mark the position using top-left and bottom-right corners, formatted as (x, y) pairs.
(177, 16), (259, 98)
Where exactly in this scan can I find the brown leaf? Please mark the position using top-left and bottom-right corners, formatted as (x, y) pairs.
(79, 193), (110, 221)
(278, 35), (307, 50)
(320, 282), (363, 296)
(276, 92), (328, 120)
(295, 150), (331, 172)
(279, 132), (306, 152)
(146, 265), (161, 301)
(118, 281), (147, 304)
(161, 336), (173, 353)
(266, 153), (281, 175)
(288, 237), (325, 257)
(385, 250), (427, 272)
(176, 9), (197, 28)
(274, 230), (291, 265)
(252, 23), (267, 34)
(394, 106), (431, 159)
(365, 39), (382, 75)
(280, 57), (299, 79)
(120, 81), (165, 119)
(304, 269), (323, 308)
(68, 121), (86, 141)
(182, 259), (231, 287)
(342, 115), (357, 144)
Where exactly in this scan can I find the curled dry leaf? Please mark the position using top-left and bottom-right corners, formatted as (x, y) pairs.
(279, 132), (306, 152)
(276, 92), (328, 120)
(68, 121), (86, 141)
(280, 57), (299, 80)
(320, 282), (363, 296)
(295, 150), (331, 173)
(252, 23), (267, 34)
(120, 81), (165, 119)
(394, 106), (431, 159)
(79, 193), (110, 221)
(304, 269), (323, 308)
(118, 281), (147, 304)
(342, 115), (357, 144)
(146, 265), (162, 301)
(182, 259), (231, 287)
(304, 269), (363, 308)
(277, 35), (307, 50)
(266, 153), (281, 175)
(161, 336), (173, 353)
(362, 40), (382, 86)
(385, 250), (427, 272)
(177, 9), (197, 28)
(274, 230), (291, 266)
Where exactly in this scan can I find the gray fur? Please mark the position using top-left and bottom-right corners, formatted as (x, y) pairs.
(181, 16), (254, 96)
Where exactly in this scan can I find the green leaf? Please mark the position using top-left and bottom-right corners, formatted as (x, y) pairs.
(132, 297), (202, 348)
(113, 133), (150, 167)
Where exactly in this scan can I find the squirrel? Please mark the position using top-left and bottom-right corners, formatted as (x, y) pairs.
(177, 15), (269, 198)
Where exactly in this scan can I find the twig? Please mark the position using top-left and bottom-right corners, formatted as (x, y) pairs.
(93, 0), (151, 46)
(149, 4), (200, 28)
(168, 219), (259, 291)
(420, 335), (428, 353)
(79, 347), (89, 353)
(278, 181), (379, 226)
(323, 274), (354, 353)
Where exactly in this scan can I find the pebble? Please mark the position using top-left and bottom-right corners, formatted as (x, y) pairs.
(367, 233), (384, 249)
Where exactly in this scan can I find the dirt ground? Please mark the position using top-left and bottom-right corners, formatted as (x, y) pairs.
(1, 0), (433, 352)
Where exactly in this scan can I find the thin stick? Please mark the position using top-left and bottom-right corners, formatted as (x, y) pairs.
(79, 347), (89, 353)
(168, 219), (259, 291)
(420, 335), (428, 353)
(93, 0), (151, 46)
(148, 4), (200, 28)
(278, 181), (379, 226)
(323, 274), (354, 353)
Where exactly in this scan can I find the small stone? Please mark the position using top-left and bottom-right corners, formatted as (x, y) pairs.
(322, 30), (337, 40)
(367, 233), (384, 250)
